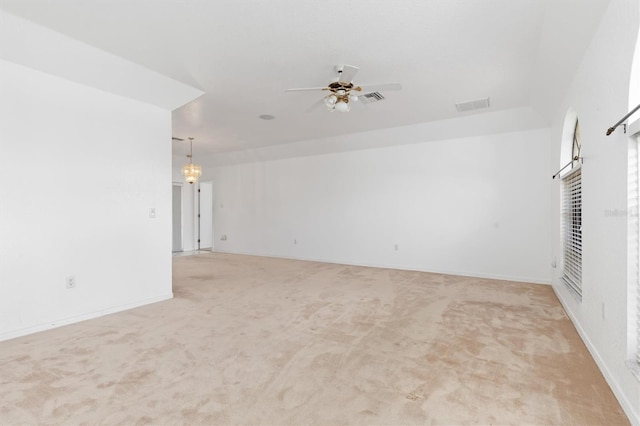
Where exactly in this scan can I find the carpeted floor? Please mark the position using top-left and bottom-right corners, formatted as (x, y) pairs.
(0, 253), (629, 425)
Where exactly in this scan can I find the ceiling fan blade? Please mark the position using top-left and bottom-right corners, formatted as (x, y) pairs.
(304, 98), (326, 113)
(285, 87), (328, 92)
(338, 65), (359, 84)
(357, 83), (402, 91)
(351, 96), (369, 110)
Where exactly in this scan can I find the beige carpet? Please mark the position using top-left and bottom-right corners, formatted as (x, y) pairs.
(0, 253), (628, 425)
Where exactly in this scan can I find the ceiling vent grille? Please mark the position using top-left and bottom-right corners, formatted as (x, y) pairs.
(455, 97), (490, 112)
(360, 92), (385, 104)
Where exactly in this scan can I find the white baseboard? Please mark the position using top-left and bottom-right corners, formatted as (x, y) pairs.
(0, 293), (173, 342)
(552, 285), (638, 426)
(211, 249), (550, 285)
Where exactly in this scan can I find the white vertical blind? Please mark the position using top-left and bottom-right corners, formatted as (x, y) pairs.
(631, 139), (640, 364)
(562, 166), (582, 299)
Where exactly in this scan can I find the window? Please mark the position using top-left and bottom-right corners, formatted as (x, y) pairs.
(628, 134), (639, 367)
(562, 166), (582, 299)
(572, 119), (581, 164)
(561, 119), (582, 300)
(627, 19), (640, 374)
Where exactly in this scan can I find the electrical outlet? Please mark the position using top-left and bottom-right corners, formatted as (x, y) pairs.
(149, 208), (156, 218)
(66, 276), (76, 289)
(221, 234), (227, 241)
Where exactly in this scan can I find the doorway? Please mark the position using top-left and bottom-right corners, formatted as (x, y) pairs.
(172, 183), (183, 252)
(198, 181), (214, 250)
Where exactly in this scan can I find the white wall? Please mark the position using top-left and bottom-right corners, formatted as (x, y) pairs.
(0, 59), (173, 340)
(548, 0), (640, 423)
(209, 126), (552, 284)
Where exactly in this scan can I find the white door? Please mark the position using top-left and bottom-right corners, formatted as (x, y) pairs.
(172, 184), (183, 252)
(199, 181), (213, 249)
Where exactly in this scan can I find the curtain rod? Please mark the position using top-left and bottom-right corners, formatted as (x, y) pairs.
(552, 158), (582, 180)
(607, 103), (640, 135)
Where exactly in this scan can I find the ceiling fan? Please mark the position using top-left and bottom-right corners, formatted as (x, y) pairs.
(285, 65), (401, 113)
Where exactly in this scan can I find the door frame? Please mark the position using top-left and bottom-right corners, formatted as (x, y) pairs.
(198, 181), (214, 250)
(172, 182), (184, 252)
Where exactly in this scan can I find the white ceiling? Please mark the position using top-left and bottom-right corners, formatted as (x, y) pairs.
(0, 0), (609, 163)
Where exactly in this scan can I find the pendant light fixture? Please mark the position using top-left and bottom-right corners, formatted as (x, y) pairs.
(181, 137), (201, 184)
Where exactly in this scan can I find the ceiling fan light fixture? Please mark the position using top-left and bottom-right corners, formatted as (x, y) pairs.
(181, 137), (202, 185)
(325, 94), (337, 106)
(334, 101), (350, 112)
(285, 64), (401, 114)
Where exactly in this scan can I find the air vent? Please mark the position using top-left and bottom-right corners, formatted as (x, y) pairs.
(455, 97), (490, 113)
(360, 92), (386, 104)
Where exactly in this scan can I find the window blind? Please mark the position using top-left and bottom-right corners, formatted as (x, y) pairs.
(562, 166), (582, 299)
(630, 139), (640, 364)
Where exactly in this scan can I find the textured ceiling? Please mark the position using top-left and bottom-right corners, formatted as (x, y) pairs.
(0, 0), (609, 162)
